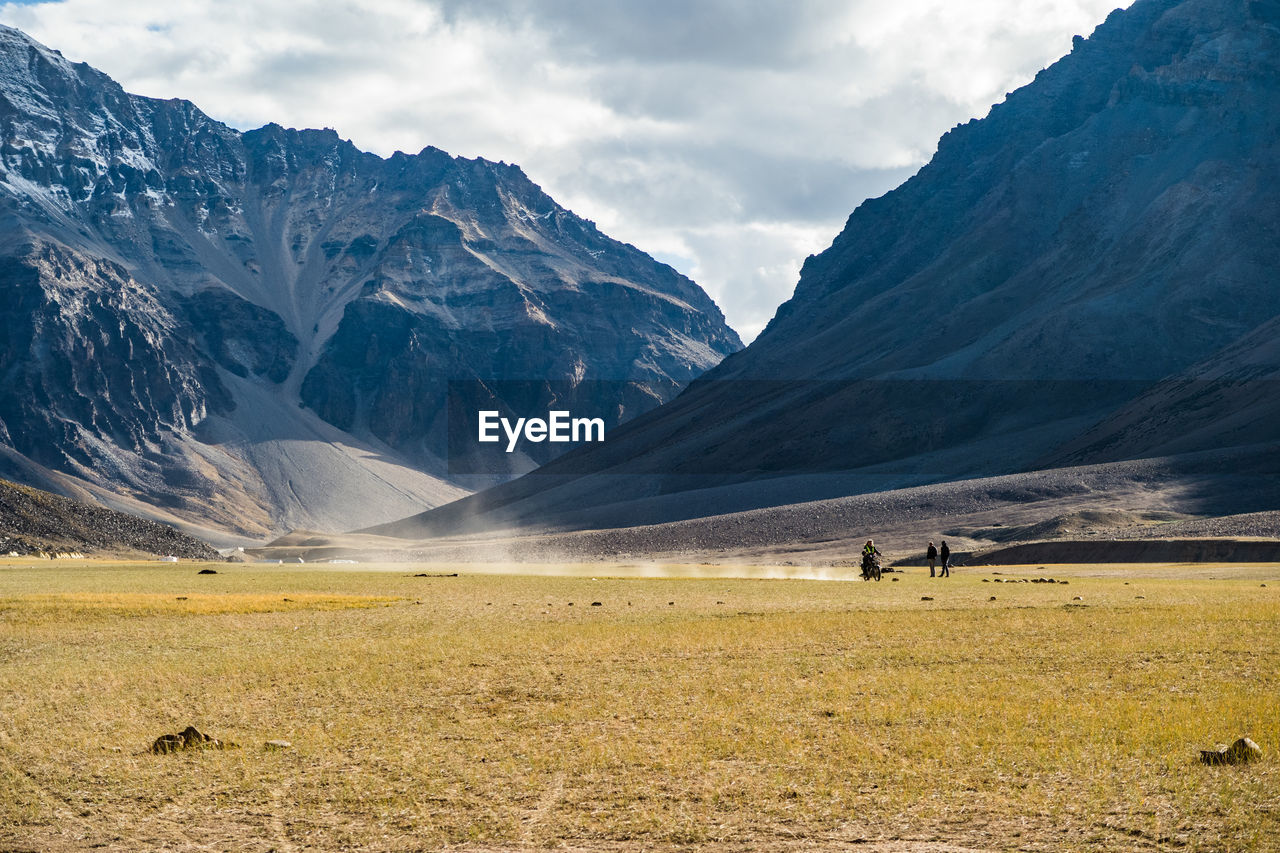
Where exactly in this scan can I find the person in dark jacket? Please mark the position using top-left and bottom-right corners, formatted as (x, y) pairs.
(939, 541), (951, 577)
(926, 541), (938, 577)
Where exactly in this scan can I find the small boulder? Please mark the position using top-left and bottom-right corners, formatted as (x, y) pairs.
(1201, 738), (1263, 765)
(1227, 737), (1264, 763)
(151, 734), (185, 754)
(921, 596), (934, 601)
(150, 725), (237, 754)
(198, 569), (217, 575)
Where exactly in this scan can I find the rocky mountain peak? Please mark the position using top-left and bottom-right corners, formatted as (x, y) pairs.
(0, 24), (741, 537)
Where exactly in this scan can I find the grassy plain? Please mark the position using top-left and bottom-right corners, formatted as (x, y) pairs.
(1, 559), (1277, 851)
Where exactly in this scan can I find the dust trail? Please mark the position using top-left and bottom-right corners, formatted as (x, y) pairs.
(414, 558), (866, 581)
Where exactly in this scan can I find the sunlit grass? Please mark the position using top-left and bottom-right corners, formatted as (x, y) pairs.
(2, 592), (400, 620)
(0, 560), (1276, 850)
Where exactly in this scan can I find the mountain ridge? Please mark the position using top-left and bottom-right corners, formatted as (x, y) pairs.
(378, 0), (1280, 539)
(0, 23), (741, 537)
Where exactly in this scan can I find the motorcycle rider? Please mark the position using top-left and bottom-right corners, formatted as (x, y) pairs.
(861, 539), (883, 580)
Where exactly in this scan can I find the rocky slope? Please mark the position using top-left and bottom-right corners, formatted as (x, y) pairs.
(0, 477), (219, 559)
(0, 25), (741, 536)
(381, 0), (1280, 537)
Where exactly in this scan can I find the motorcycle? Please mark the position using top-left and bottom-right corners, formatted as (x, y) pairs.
(860, 551), (882, 581)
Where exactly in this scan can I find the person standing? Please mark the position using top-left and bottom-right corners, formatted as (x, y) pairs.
(939, 540), (951, 577)
(926, 541), (938, 577)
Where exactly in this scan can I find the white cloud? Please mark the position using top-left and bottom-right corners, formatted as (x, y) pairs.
(0, 0), (1130, 342)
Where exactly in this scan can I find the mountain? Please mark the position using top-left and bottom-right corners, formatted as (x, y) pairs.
(378, 0), (1280, 538)
(0, 25), (741, 538)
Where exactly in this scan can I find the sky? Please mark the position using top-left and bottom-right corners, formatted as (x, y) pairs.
(0, 0), (1131, 342)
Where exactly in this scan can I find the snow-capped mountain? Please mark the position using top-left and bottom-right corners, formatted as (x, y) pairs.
(0, 25), (741, 538)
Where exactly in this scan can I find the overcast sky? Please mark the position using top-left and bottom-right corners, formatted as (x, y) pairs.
(1, 0), (1130, 341)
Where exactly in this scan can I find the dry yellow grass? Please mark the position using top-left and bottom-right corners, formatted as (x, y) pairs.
(4, 592), (400, 619)
(0, 559), (1277, 851)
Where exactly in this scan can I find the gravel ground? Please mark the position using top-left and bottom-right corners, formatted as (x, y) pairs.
(251, 455), (1278, 565)
(489, 461), (1273, 561)
(0, 477), (220, 559)
(1103, 510), (1280, 539)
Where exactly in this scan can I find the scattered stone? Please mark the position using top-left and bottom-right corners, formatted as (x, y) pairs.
(989, 596), (997, 601)
(1059, 581), (1069, 585)
(412, 573), (458, 578)
(715, 600), (723, 604)
(668, 602), (674, 606)
(264, 740), (292, 751)
(1136, 595), (1146, 599)
(591, 601), (603, 606)
(1200, 738), (1263, 765)
(1072, 596), (1083, 601)
(921, 596), (934, 601)
(891, 577), (900, 582)
(1262, 584), (1267, 588)
(197, 568), (217, 575)
(151, 726), (237, 754)
(176, 596), (188, 601)
(982, 578), (990, 583)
